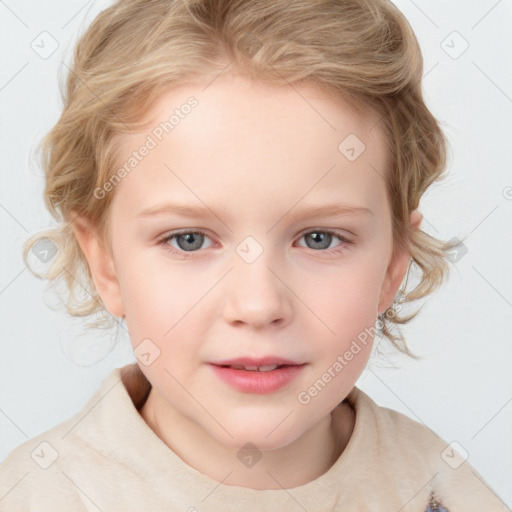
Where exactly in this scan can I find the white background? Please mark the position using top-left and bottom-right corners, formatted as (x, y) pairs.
(1, 0), (511, 506)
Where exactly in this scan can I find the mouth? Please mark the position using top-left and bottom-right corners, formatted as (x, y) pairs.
(210, 357), (304, 371)
(208, 358), (306, 394)
(216, 363), (293, 372)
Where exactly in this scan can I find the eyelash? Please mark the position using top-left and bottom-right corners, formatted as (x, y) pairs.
(156, 228), (353, 257)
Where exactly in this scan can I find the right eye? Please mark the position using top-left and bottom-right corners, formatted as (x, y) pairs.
(157, 230), (214, 253)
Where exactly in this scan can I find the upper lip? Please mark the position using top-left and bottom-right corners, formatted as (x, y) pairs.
(210, 357), (304, 367)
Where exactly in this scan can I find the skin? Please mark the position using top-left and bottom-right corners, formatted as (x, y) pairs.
(73, 73), (421, 490)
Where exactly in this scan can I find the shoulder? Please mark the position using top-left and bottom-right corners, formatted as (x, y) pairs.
(348, 387), (510, 511)
(0, 365), (133, 511)
(0, 415), (91, 510)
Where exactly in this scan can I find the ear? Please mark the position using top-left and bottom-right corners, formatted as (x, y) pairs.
(377, 210), (422, 315)
(71, 215), (125, 318)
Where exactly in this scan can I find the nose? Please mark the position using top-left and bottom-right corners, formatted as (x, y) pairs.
(222, 248), (293, 329)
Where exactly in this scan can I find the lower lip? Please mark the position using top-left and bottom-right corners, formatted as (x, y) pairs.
(209, 364), (306, 394)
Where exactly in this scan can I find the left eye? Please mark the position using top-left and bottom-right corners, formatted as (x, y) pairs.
(297, 230), (348, 251)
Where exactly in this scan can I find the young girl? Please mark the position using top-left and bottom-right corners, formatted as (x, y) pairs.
(0, 0), (508, 510)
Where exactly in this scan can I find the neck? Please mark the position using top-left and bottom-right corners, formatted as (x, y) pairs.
(139, 389), (355, 490)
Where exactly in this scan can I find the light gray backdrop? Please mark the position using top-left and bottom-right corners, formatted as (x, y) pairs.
(1, 0), (511, 506)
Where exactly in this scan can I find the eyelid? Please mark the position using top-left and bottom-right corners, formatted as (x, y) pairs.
(299, 227), (352, 241)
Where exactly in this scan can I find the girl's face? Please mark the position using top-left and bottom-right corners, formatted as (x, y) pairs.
(87, 74), (414, 452)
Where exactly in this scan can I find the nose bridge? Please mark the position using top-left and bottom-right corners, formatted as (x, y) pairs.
(222, 235), (292, 327)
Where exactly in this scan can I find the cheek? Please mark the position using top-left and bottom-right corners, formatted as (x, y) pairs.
(302, 259), (385, 396)
(116, 251), (205, 348)
(309, 259), (386, 335)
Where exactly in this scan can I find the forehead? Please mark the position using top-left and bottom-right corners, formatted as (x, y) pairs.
(136, 74), (381, 148)
(112, 75), (389, 218)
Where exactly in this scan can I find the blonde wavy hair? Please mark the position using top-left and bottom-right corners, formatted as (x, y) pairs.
(24, 0), (458, 359)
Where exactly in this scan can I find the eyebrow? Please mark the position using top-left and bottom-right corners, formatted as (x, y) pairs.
(136, 201), (373, 220)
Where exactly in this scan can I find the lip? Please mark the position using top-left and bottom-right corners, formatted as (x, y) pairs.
(210, 357), (303, 367)
(209, 359), (306, 394)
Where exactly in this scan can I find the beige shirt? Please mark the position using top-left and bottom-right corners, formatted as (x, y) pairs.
(0, 363), (507, 511)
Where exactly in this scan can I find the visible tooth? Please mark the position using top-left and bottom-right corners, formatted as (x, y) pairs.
(228, 364), (280, 371)
(257, 364), (279, 372)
